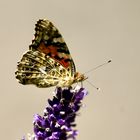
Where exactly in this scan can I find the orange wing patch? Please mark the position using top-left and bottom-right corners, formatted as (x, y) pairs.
(37, 42), (70, 68)
(37, 42), (58, 56)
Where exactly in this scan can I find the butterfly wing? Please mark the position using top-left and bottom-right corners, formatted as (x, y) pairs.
(16, 19), (77, 87)
(16, 50), (72, 87)
(29, 19), (76, 77)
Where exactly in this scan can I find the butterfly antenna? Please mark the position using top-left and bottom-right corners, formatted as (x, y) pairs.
(86, 80), (100, 91)
(84, 60), (111, 74)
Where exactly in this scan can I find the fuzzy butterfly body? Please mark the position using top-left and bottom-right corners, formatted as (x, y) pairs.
(15, 19), (86, 88)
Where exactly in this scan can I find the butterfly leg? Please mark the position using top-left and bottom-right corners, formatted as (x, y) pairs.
(81, 81), (83, 88)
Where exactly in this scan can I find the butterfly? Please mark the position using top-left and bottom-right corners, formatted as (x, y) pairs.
(15, 19), (87, 88)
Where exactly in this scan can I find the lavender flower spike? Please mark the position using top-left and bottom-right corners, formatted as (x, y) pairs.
(24, 86), (88, 140)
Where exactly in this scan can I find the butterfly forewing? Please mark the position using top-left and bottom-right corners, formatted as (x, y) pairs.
(29, 19), (76, 77)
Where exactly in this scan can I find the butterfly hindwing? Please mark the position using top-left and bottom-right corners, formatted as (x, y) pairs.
(16, 50), (72, 87)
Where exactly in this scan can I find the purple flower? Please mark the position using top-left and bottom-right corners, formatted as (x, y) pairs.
(23, 86), (88, 140)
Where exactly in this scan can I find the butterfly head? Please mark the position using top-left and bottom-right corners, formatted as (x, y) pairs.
(74, 72), (88, 83)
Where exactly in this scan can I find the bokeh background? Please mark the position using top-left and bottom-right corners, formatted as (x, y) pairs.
(0, 0), (140, 139)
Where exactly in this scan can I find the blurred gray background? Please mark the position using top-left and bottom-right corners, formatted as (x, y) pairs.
(0, 0), (140, 139)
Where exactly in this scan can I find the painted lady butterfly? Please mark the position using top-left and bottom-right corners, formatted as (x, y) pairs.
(15, 19), (87, 88)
